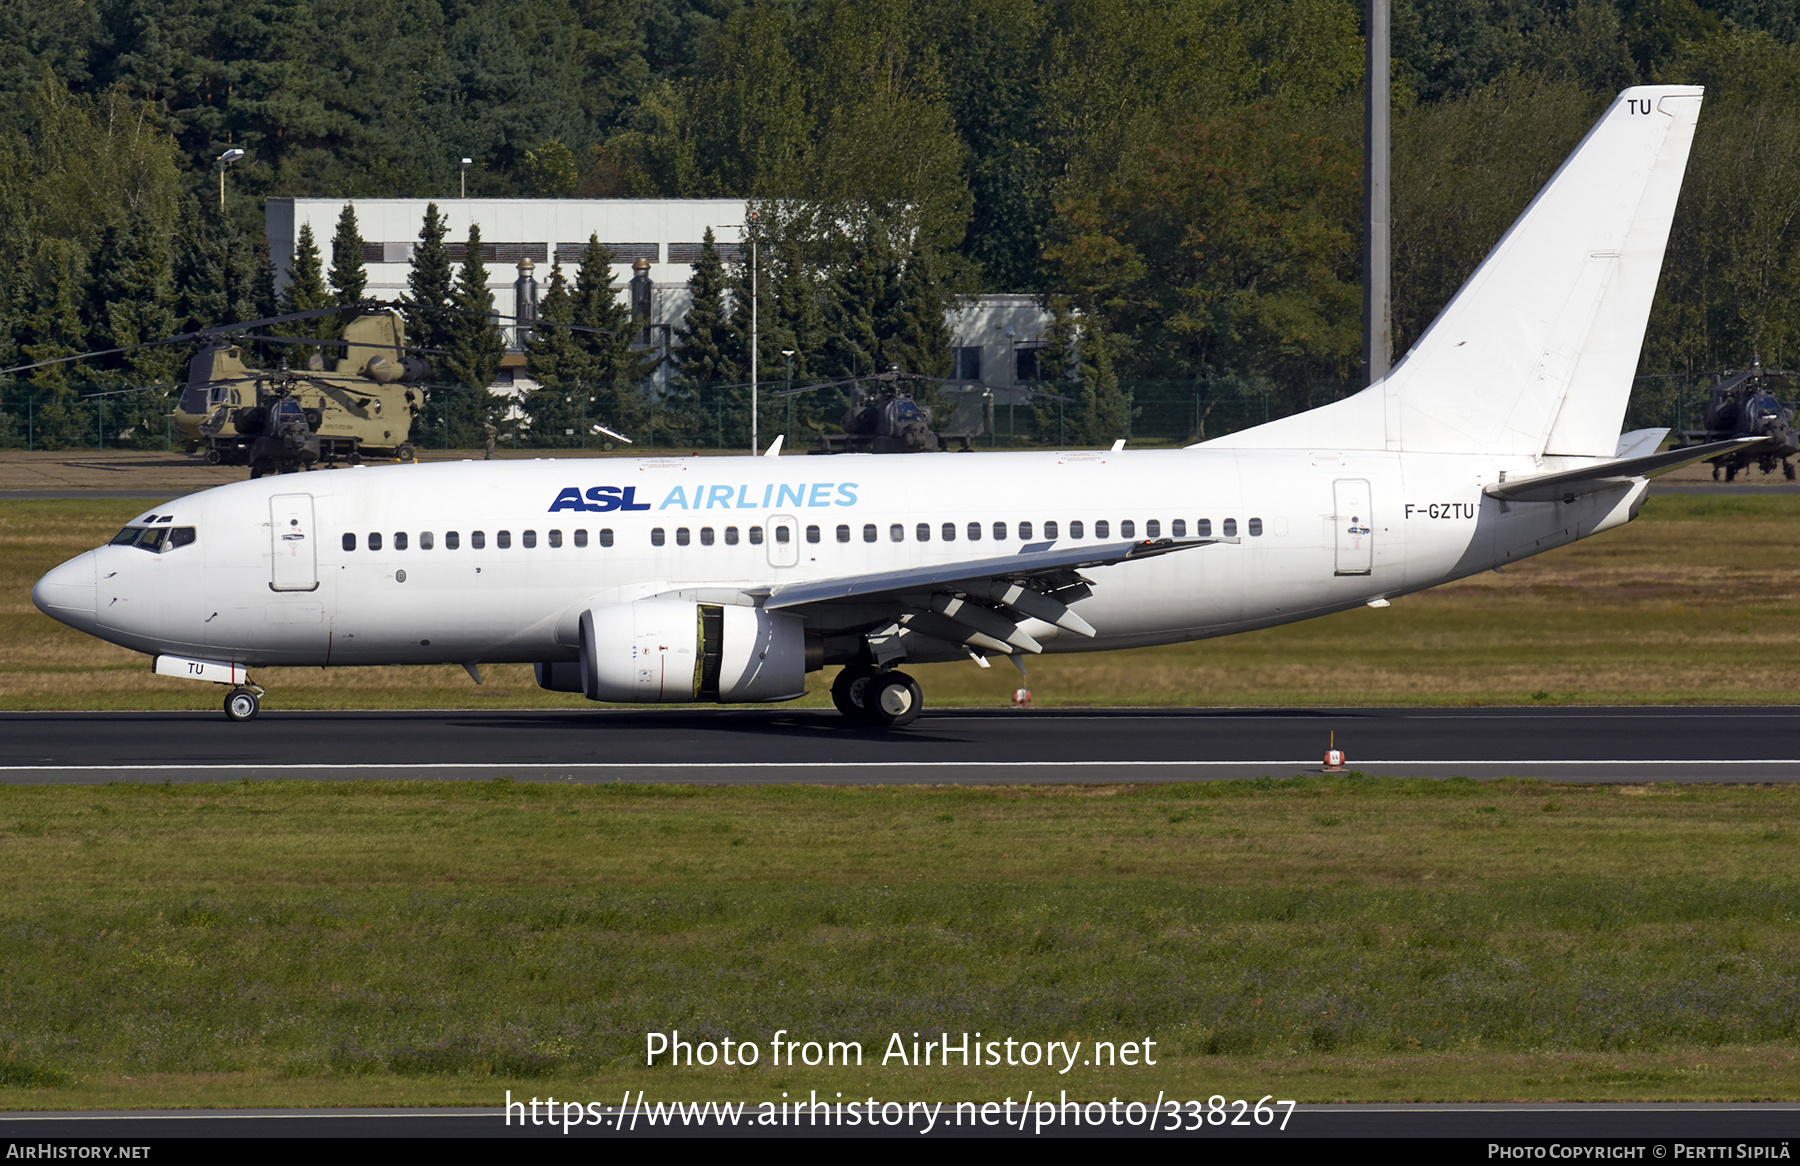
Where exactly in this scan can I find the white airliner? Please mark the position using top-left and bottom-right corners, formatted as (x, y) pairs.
(34, 86), (1743, 725)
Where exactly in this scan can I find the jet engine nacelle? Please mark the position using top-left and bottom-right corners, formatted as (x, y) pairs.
(554, 599), (807, 704)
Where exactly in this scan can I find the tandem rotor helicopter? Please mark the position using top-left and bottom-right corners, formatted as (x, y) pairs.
(0, 301), (614, 479)
(769, 364), (1070, 455)
(1670, 361), (1799, 481)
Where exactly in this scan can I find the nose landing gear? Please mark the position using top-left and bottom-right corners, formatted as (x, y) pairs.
(831, 665), (923, 727)
(224, 687), (262, 721)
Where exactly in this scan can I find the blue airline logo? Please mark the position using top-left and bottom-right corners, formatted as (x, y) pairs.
(549, 482), (860, 513)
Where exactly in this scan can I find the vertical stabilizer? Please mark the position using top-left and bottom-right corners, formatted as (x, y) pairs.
(1209, 86), (1703, 456)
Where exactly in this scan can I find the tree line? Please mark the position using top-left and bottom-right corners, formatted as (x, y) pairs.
(2, 0), (1799, 449)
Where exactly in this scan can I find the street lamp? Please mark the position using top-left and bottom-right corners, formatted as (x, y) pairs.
(460, 158), (472, 199)
(781, 348), (795, 448)
(216, 148), (244, 212)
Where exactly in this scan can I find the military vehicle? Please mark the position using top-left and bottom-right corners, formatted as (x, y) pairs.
(173, 309), (431, 475)
(771, 365), (1067, 454)
(1672, 361), (1798, 480)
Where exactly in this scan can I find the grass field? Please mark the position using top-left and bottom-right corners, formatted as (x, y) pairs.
(0, 778), (1797, 1107)
(4, 494), (1800, 710)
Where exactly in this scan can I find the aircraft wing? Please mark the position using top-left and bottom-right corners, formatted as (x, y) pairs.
(757, 536), (1231, 654)
(1483, 437), (1762, 503)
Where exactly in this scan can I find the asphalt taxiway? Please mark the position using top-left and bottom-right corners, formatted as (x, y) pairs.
(2, 706), (1796, 784)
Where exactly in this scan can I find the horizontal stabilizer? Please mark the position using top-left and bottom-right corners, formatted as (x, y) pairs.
(1483, 437), (1760, 502)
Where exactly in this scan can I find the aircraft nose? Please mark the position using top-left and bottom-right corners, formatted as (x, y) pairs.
(33, 550), (98, 635)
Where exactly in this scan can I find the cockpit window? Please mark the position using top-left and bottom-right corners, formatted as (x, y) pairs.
(109, 525), (196, 553)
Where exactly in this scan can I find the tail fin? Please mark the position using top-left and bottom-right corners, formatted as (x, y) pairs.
(1210, 86), (1703, 457)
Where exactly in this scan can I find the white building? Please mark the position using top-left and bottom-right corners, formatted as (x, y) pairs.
(265, 197), (1053, 391)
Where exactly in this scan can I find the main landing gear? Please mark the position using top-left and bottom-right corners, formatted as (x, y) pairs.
(831, 665), (923, 727)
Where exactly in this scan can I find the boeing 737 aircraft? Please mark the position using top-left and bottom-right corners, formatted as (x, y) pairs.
(35, 86), (1744, 725)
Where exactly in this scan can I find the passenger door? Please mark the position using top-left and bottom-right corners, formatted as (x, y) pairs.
(269, 493), (319, 592)
(1333, 479), (1373, 576)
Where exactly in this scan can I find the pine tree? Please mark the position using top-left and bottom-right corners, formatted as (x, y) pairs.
(87, 212), (180, 385)
(276, 223), (331, 364)
(523, 259), (589, 447)
(443, 223), (505, 408)
(405, 203), (455, 353)
(881, 239), (954, 379)
(568, 234), (645, 437)
(819, 222), (889, 380)
(329, 203), (368, 306)
(671, 228), (738, 387)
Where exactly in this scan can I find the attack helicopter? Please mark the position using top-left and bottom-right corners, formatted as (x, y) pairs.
(769, 364), (1068, 455)
(1671, 361), (1798, 480)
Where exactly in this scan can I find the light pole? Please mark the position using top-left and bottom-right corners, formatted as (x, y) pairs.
(216, 148), (244, 212)
(781, 348), (795, 447)
(460, 158), (472, 199)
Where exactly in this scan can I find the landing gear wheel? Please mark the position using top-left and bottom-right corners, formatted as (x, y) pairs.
(223, 688), (260, 722)
(866, 670), (923, 728)
(346, 451), (363, 466)
(831, 665), (880, 721)
(396, 443), (416, 463)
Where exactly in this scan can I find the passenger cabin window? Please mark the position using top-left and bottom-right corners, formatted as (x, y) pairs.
(573, 529), (587, 548)
(725, 526), (739, 545)
(447, 531), (461, 550)
(967, 522), (982, 541)
(1146, 519), (1160, 538)
(890, 524), (904, 543)
(1120, 520), (1135, 539)
(806, 525), (820, 544)
(992, 521), (1007, 540)
(471, 531), (485, 549)
(701, 527), (715, 546)
(916, 523), (930, 542)
(1223, 518), (1238, 537)
(651, 528), (666, 546)
(1043, 520), (1058, 539)
(1171, 519), (1186, 538)
(421, 531), (435, 550)
(1018, 521), (1033, 540)
(522, 530), (536, 549)
(548, 530), (561, 548)
(837, 524), (851, 543)
(599, 529), (614, 547)
(676, 527), (691, 546)
(774, 526), (790, 544)
(749, 527), (764, 545)
(497, 530), (511, 549)
(342, 533), (355, 552)
(1094, 520), (1110, 539)
(1070, 520), (1084, 539)
(394, 532), (409, 551)
(864, 524), (878, 543)
(1248, 517), (1263, 536)
(941, 522), (956, 542)
(1196, 519), (1211, 537)
(368, 532), (383, 551)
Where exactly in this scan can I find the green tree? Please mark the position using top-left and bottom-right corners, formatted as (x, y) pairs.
(671, 227), (739, 387)
(329, 203), (368, 306)
(523, 258), (594, 447)
(405, 203), (456, 353)
(276, 223), (331, 364)
(443, 222), (505, 399)
(86, 211), (180, 386)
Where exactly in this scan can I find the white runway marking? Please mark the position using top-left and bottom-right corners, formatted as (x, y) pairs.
(3, 759), (1798, 774)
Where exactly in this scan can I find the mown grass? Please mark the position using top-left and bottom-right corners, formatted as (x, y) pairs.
(4, 494), (1800, 709)
(1, 778), (1798, 1106)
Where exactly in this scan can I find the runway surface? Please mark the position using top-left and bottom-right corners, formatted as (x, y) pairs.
(3, 706), (1797, 784)
(2, 1102), (1796, 1140)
